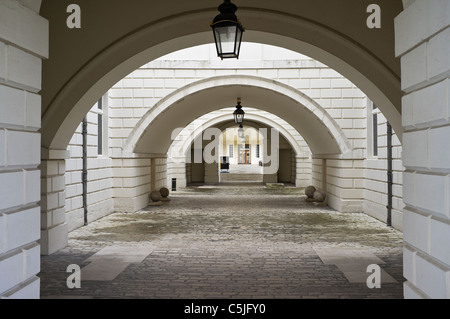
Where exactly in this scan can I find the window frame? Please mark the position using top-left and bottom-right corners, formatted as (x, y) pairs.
(367, 99), (379, 158)
(96, 95), (108, 157)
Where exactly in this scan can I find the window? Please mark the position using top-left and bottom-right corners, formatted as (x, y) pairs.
(256, 144), (260, 158)
(97, 98), (103, 155)
(229, 145), (234, 158)
(372, 104), (378, 157)
(367, 99), (379, 158)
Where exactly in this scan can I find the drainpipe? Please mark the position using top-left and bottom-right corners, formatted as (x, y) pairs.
(82, 117), (88, 226)
(386, 122), (393, 227)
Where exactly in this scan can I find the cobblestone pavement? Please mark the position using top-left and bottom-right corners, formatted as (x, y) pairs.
(40, 184), (405, 299)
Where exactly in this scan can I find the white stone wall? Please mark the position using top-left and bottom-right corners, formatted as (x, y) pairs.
(364, 109), (404, 230)
(312, 159), (324, 190)
(396, 0), (450, 299)
(65, 104), (114, 232)
(326, 159), (366, 213)
(109, 47), (367, 160)
(0, 0), (47, 299)
(152, 158), (168, 191)
(112, 158), (151, 212)
(312, 158), (364, 212)
(312, 124), (403, 220)
(64, 97), (171, 225)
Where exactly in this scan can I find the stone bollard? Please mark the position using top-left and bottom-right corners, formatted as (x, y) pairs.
(313, 189), (326, 202)
(160, 187), (171, 202)
(149, 190), (163, 206)
(305, 186), (316, 199)
(305, 186), (327, 206)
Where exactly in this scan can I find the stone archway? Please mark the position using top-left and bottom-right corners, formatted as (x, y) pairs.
(40, 1), (403, 153)
(125, 75), (351, 157)
(167, 109), (312, 188)
(37, 3), (404, 259)
(9, 0), (450, 300)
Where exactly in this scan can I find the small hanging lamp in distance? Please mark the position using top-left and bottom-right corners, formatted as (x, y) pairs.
(233, 98), (245, 125)
(238, 124), (245, 139)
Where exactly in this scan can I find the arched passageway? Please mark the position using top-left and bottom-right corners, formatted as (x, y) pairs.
(36, 1), (405, 262)
(13, 0), (450, 300)
(170, 110), (310, 163)
(171, 116), (308, 187)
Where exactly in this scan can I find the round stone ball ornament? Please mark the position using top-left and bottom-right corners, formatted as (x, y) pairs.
(305, 186), (316, 199)
(160, 187), (170, 198)
(150, 191), (162, 202)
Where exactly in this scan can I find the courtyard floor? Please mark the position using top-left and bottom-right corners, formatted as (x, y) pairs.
(40, 183), (404, 299)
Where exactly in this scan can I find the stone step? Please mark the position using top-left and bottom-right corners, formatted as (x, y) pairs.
(220, 173), (264, 182)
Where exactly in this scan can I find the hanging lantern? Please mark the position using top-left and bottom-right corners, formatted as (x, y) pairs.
(233, 98), (245, 125)
(238, 124), (245, 139)
(211, 0), (244, 60)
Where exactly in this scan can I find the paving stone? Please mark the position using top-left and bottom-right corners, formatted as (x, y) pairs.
(40, 184), (404, 299)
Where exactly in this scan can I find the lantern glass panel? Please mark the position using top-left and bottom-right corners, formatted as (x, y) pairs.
(234, 112), (244, 124)
(213, 24), (243, 59)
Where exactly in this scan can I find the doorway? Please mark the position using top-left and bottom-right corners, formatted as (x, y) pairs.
(238, 144), (251, 164)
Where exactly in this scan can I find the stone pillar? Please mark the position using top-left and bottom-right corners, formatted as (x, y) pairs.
(312, 157), (364, 213)
(203, 141), (219, 184)
(325, 159), (364, 213)
(167, 157), (187, 189)
(322, 159), (327, 192)
(204, 162), (219, 184)
(151, 158), (156, 191)
(40, 151), (69, 256)
(112, 158), (151, 212)
(396, 0), (450, 299)
(262, 132), (278, 183)
(0, 0), (48, 299)
(295, 156), (312, 188)
(154, 157), (168, 190)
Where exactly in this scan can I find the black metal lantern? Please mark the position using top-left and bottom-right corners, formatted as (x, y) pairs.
(233, 98), (245, 125)
(211, 0), (244, 60)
